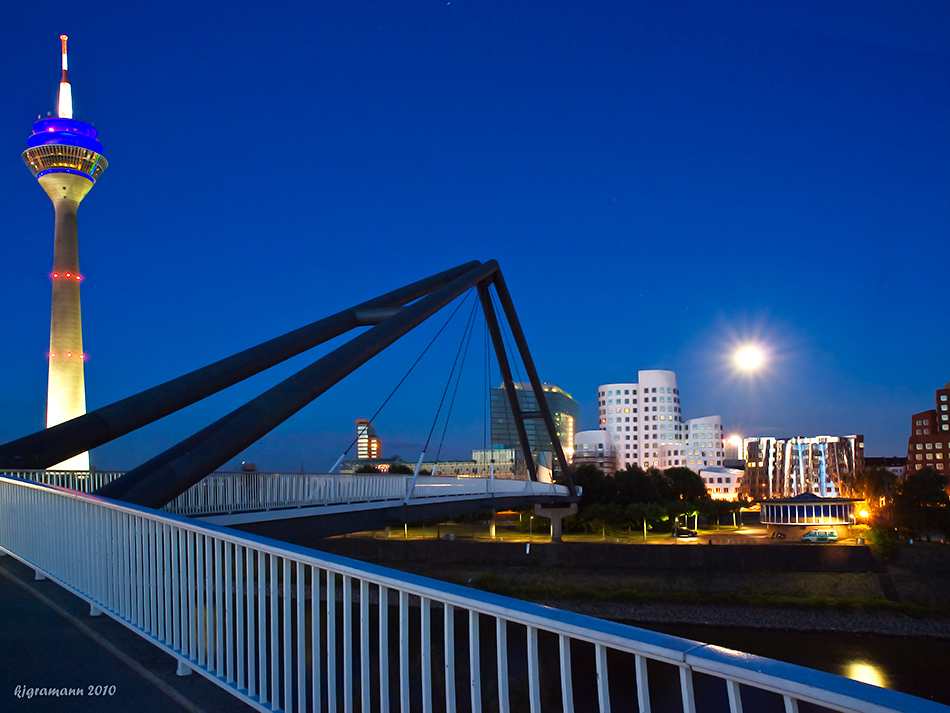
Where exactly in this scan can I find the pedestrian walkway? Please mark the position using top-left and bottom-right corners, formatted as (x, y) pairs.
(0, 554), (251, 713)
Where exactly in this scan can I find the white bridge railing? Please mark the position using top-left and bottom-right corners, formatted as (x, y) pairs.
(0, 475), (943, 713)
(0, 470), (566, 517)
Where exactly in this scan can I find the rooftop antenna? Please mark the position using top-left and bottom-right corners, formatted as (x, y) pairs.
(58, 34), (72, 119)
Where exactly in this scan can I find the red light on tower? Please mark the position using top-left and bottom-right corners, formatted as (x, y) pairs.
(52, 272), (59, 278)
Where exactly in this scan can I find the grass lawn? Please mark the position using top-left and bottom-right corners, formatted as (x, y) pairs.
(347, 522), (746, 544)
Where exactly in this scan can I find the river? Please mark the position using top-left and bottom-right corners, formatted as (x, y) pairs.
(628, 620), (950, 706)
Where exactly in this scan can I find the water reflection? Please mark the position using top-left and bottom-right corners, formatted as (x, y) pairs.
(632, 621), (950, 705)
(844, 660), (888, 688)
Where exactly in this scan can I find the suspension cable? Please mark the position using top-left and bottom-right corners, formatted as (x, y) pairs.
(328, 289), (475, 470)
(422, 295), (479, 453)
(433, 297), (480, 463)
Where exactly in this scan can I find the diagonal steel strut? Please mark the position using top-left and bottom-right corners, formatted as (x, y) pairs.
(0, 261), (480, 470)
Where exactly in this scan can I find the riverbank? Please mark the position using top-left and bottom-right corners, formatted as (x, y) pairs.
(540, 599), (950, 639)
(313, 536), (950, 638)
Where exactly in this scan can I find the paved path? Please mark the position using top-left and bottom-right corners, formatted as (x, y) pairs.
(0, 555), (251, 713)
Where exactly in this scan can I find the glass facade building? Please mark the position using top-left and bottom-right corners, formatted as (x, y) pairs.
(490, 383), (578, 463)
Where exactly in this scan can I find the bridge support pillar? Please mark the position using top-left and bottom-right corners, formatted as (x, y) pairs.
(534, 503), (578, 543)
(490, 514), (496, 539)
(177, 660), (193, 676)
(89, 604), (102, 617)
(34, 569), (46, 581)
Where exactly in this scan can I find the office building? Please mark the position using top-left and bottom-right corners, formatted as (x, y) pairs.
(905, 381), (950, 475)
(490, 383), (578, 463)
(355, 419), (382, 460)
(23, 36), (108, 471)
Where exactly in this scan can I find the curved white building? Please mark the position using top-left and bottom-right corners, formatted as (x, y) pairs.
(598, 370), (684, 470)
(598, 370), (724, 472)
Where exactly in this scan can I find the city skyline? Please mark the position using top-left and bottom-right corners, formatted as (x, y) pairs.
(2, 1), (948, 471)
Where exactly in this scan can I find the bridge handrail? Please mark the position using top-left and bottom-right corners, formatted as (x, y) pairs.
(0, 475), (943, 713)
(0, 470), (565, 516)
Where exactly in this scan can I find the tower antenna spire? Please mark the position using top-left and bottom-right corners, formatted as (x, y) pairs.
(58, 34), (72, 119)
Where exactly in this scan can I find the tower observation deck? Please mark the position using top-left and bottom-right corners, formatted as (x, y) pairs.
(22, 35), (107, 471)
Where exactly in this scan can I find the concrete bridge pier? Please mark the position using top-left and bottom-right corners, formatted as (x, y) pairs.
(535, 503), (578, 542)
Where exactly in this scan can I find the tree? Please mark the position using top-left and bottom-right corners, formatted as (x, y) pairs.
(852, 466), (899, 503)
(892, 467), (949, 537)
(663, 467), (707, 502)
(614, 465), (660, 505)
(388, 464), (414, 475)
(583, 503), (625, 539)
(624, 502), (667, 540)
(355, 464), (379, 473)
(569, 464), (617, 506)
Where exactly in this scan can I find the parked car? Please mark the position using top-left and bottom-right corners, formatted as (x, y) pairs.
(802, 529), (838, 543)
(673, 527), (698, 538)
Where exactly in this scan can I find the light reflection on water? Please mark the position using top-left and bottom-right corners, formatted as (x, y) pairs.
(625, 621), (950, 705)
(844, 660), (889, 689)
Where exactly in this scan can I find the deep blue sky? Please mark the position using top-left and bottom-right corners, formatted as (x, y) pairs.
(2, 1), (948, 470)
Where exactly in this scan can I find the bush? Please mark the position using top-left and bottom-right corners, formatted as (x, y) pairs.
(868, 524), (899, 561)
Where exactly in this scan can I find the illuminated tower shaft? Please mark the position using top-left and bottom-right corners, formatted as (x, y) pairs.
(22, 36), (107, 470)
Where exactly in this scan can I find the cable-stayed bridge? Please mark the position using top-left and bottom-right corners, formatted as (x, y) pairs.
(3, 469), (574, 541)
(0, 262), (943, 711)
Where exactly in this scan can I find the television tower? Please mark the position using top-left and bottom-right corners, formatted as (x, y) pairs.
(22, 35), (108, 470)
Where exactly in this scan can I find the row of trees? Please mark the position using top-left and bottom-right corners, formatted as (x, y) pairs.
(558, 464), (749, 537)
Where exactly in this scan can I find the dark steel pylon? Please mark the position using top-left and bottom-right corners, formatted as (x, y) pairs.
(0, 261), (576, 507)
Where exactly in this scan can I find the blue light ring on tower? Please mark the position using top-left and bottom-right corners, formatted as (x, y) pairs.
(28, 119), (105, 155)
(29, 117), (102, 143)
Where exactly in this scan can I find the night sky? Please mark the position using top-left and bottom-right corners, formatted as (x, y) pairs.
(1, 1), (948, 471)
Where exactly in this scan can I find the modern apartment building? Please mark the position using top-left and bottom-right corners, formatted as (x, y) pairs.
(906, 381), (950, 475)
(597, 370), (723, 471)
